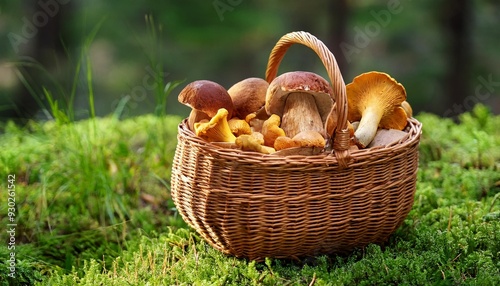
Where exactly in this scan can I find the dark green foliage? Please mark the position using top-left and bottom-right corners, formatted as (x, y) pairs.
(1, 105), (499, 285)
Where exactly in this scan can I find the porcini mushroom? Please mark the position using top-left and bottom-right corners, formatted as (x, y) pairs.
(178, 80), (234, 130)
(228, 77), (269, 119)
(346, 71), (408, 148)
(194, 108), (236, 143)
(266, 71), (334, 138)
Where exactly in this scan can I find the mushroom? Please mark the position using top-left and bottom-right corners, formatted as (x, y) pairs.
(273, 136), (297, 151)
(235, 134), (275, 154)
(274, 130), (326, 151)
(346, 71), (408, 148)
(228, 118), (251, 136)
(194, 108), (236, 143)
(273, 130), (326, 156)
(292, 130), (326, 148)
(228, 77), (269, 119)
(367, 129), (409, 148)
(324, 102), (338, 140)
(178, 80), (235, 130)
(245, 107), (269, 133)
(266, 71), (334, 138)
(401, 100), (413, 118)
(261, 114), (286, 147)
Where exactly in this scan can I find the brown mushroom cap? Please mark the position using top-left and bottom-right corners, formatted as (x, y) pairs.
(346, 71), (407, 148)
(266, 71), (333, 123)
(228, 77), (269, 119)
(266, 71), (334, 138)
(178, 80), (235, 119)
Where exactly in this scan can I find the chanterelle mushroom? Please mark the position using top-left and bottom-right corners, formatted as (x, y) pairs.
(178, 80), (234, 130)
(274, 130), (325, 152)
(194, 108), (236, 143)
(347, 71), (408, 148)
(292, 130), (326, 148)
(261, 114), (286, 147)
(228, 118), (251, 136)
(265, 71), (334, 138)
(401, 100), (413, 118)
(235, 134), (275, 154)
(228, 77), (269, 119)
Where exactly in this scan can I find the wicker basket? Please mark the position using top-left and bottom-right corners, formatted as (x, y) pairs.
(171, 31), (422, 261)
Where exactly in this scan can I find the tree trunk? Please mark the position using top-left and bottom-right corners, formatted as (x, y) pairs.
(441, 0), (473, 118)
(7, 0), (74, 123)
(327, 0), (350, 77)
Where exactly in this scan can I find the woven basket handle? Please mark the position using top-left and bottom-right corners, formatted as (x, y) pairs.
(265, 31), (351, 167)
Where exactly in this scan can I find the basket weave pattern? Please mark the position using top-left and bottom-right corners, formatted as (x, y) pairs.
(171, 31), (422, 261)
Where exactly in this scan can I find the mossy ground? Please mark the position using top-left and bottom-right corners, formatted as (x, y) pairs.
(1, 105), (499, 285)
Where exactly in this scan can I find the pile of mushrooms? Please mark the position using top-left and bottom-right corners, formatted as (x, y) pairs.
(178, 70), (413, 155)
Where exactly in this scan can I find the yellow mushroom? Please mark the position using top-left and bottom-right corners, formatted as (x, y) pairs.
(292, 130), (326, 148)
(245, 107), (269, 133)
(194, 108), (236, 143)
(261, 114), (286, 147)
(228, 118), (252, 136)
(274, 136), (298, 151)
(274, 130), (326, 151)
(401, 100), (413, 118)
(235, 134), (275, 154)
(347, 71), (408, 148)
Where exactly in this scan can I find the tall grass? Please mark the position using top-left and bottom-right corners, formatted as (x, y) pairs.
(143, 14), (184, 117)
(1, 17), (185, 282)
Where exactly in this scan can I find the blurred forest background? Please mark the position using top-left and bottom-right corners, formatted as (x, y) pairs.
(0, 0), (499, 124)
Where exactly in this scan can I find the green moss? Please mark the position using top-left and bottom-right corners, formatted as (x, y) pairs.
(1, 105), (499, 285)
(0, 115), (184, 283)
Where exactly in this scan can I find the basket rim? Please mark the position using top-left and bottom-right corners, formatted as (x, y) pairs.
(177, 117), (422, 167)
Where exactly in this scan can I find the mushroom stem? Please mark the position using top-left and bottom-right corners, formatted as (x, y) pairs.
(354, 106), (384, 148)
(281, 93), (324, 138)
